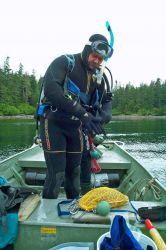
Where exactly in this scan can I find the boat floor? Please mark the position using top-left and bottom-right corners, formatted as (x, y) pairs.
(21, 198), (165, 229)
(15, 198), (166, 250)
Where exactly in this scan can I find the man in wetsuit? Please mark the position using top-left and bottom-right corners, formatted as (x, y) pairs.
(40, 34), (113, 199)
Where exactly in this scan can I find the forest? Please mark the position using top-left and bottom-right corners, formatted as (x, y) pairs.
(0, 57), (166, 116)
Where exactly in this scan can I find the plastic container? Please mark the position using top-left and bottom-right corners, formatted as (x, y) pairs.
(97, 231), (157, 250)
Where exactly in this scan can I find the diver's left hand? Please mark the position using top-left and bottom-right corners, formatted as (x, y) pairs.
(98, 109), (111, 124)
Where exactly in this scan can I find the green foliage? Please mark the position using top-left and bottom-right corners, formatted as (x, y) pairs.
(112, 79), (166, 116)
(0, 57), (166, 117)
(17, 104), (36, 114)
(112, 108), (122, 115)
(0, 104), (20, 115)
(0, 103), (36, 115)
(137, 108), (152, 116)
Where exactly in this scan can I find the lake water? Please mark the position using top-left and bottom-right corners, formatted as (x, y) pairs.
(0, 117), (166, 187)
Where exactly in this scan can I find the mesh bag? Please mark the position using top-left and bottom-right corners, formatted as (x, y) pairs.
(79, 187), (129, 211)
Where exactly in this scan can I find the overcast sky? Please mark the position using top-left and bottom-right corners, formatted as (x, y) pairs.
(0, 0), (166, 86)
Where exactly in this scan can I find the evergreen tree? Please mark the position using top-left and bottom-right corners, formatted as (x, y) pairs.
(0, 57), (166, 116)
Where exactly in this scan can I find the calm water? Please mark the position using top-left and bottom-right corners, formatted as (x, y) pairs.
(0, 117), (166, 186)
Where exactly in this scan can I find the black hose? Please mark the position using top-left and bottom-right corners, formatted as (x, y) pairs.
(105, 66), (113, 91)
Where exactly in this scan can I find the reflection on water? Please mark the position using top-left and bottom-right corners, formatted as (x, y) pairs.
(0, 119), (35, 160)
(0, 117), (166, 187)
(105, 118), (166, 187)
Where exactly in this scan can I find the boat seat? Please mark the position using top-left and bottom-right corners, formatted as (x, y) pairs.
(18, 149), (46, 168)
(18, 142), (131, 169)
(97, 145), (131, 170)
(18, 146), (131, 170)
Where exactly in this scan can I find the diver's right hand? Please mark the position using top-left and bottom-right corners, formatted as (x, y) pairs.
(80, 112), (103, 135)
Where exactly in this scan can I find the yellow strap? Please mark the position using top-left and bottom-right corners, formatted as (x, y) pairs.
(86, 72), (91, 94)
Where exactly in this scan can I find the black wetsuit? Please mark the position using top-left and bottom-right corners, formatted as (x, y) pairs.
(40, 53), (112, 198)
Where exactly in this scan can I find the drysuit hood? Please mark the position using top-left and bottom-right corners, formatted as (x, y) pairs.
(81, 34), (109, 70)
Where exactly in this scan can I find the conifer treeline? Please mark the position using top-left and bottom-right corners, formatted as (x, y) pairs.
(112, 79), (166, 115)
(0, 57), (42, 115)
(0, 57), (166, 116)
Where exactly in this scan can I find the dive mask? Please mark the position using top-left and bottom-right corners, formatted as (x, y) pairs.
(87, 40), (113, 60)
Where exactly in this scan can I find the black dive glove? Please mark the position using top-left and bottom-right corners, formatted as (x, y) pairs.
(98, 109), (112, 124)
(80, 112), (103, 135)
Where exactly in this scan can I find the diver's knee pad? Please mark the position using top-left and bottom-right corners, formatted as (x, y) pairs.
(43, 171), (65, 199)
(65, 166), (80, 199)
(53, 171), (65, 198)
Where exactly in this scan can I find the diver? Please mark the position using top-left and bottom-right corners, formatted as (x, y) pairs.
(80, 35), (113, 194)
(39, 32), (113, 199)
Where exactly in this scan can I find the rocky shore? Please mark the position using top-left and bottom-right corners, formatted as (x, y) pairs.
(0, 114), (166, 120)
(112, 115), (166, 120)
(0, 115), (34, 119)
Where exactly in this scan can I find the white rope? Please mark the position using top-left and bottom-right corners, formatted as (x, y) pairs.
(147, 178), (162, 200)
(134, 178), (162, 201)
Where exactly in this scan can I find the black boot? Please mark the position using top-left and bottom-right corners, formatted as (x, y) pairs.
(80, 182), (91, 195)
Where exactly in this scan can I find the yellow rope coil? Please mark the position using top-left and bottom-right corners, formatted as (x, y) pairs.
(79, 187), (129, 211)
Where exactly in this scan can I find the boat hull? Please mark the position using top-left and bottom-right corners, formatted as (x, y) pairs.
(0, 142), (166, 249)
(15, 199), (166, 250)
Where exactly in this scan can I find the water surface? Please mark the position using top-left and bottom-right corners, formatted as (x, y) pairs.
(0, 117), (165, 186)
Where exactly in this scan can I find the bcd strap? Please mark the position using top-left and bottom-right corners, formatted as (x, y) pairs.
(57, 200), (72, 216)
(57, 198), (80, 217)
(64, 54), (75, 75)
(64, 79), (80, 101)
(36, 54), (75, 119)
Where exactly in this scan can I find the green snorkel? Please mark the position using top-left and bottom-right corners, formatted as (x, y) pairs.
(96, 21), (114, 85)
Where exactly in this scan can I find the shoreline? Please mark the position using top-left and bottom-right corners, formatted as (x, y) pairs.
(112, 114), (166, 120)
(0, 114), (166, 120)
(0, 115), (34, 119)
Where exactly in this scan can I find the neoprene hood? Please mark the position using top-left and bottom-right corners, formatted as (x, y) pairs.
(81, 34), (109, 69)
